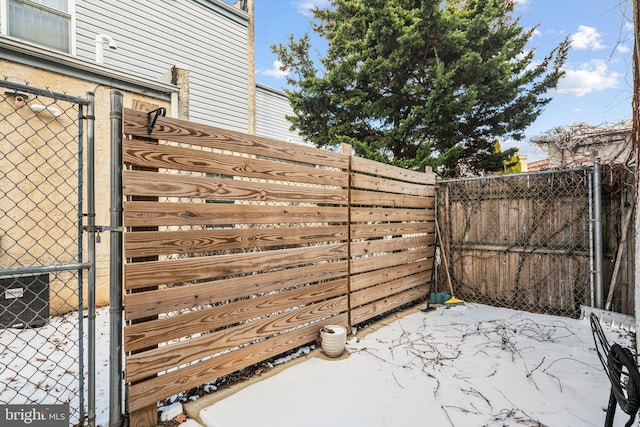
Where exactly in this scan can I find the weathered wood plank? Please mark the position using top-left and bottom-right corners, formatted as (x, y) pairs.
(350, 260), (431, 292)
(350, 272), (428, 307)
(450, 243), (590, 257)
(351, 207), (435, 223)
(350, 247), (435, 275)
(125, 279), (347, 353)
(350, 189), (434, 209)
(126, 296), (348, 382)
(125, 225), (347, 258)
(350, 285), (428, 325)
(124, 261), (349, 321)
(351, 222), (434, 240)
(123, 139), (348, 187)
(124, 201), (348, 227)
(351, 235), (434, 257)
(125, 243), (348, 289)
(351, 172), (431, 196)
(124, 108), (348, 169)
(126, 313), (348, 412)
(123, 170), (348, 205)
(351, 156), (435, 185)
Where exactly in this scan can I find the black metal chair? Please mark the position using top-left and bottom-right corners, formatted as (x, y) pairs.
(590, 312), (640, 427)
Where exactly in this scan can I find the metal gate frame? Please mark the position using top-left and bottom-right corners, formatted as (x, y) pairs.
(0, 80), (96, 426)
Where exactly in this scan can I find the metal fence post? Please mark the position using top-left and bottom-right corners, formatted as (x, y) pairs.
(86, 91), (97, 427)
(593, 159), (604, 309)
(109, 90), (124, 427)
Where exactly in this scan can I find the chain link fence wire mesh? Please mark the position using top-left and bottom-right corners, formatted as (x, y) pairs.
(0, 81), (91, 425)
(437, 169), (594, 318)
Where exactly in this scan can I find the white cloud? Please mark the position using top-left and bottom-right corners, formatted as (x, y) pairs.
(617, 44), (631, 54)
(556, 59), (622, 96)
(571, 25), (605, 50)
(293, 0), (330, 17)
(259, 60), (290, 79)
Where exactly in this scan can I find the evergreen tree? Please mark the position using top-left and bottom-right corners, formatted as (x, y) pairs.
(273, 0), (569, 176)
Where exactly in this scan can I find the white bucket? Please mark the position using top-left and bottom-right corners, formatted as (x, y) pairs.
(320, 325), (347, 358)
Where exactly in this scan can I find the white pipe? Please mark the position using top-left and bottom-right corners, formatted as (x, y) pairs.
(30, 104), (62, 117)
(95, 34), (117, 63)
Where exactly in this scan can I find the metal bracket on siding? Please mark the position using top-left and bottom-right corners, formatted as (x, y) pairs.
(146, 107), (166, 134)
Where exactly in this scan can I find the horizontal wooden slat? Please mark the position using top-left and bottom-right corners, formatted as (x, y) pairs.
(124, 108), (348, 169)
(125, 243), (348, 289)
(123, 139), (348, 187)
(126, 295), (348, 382)
(124, 279), (347, 352)
(350, 260), (432, 292)
(350, 272), (428, 307)
(350, 285), (429, 326)
(351, 172), (431, 196)
(124, 261), (349, 321)
(351, 235), (434, 257)
(125, 225), (347, 258)
(351, 189), (434, 209)
(351, 222), (434, 240)
(127, 313), (349, 412)
(351, 207), (435, 223)
(124, 202), (348, 227)
(351, 156), (434, 185)
(123, 170), (348, 204)
(350, 247), (435, 275)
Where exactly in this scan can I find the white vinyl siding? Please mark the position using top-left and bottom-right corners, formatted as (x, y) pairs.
(75, 0), (249, 132)
(256, 83), (306, 145)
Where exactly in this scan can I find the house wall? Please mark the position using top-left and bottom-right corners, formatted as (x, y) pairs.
(75, 0), (250, 132)
(0, 59), (171, 310)
(546, 131), (633, 168)
(2, 0), (302, 144)
(256, 83), (306, 145)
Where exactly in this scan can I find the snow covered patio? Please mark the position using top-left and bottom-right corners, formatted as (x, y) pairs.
(177, 303), (633, 427)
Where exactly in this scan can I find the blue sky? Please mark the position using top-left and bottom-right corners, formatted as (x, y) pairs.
(253, 0), (634, 161)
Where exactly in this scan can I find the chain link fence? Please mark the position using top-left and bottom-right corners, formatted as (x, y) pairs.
(437, 168), (594, 318)
(0, 80), (94, 426)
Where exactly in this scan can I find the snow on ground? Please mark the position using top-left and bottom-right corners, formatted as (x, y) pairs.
(188, 304), (635, 427)
(2, 303), (636, 426)
(0, 306), (112, 426)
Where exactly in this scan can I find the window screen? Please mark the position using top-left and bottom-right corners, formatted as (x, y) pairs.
(8, 0), (71, 53)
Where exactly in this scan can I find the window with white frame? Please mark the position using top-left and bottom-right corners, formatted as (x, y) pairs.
(5, 0), (73, 53)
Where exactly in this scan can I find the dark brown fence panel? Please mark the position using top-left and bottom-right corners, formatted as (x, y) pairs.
(122, 109), (350, 413)
(438, 170), (596, 318)
(349, 157), (436, 325)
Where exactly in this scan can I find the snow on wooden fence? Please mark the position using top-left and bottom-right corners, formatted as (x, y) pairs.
(120, 109), (435, 419)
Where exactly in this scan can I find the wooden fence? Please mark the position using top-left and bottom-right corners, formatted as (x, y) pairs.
(120, 109), (435, 421)
(437, 167), (635, 318)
